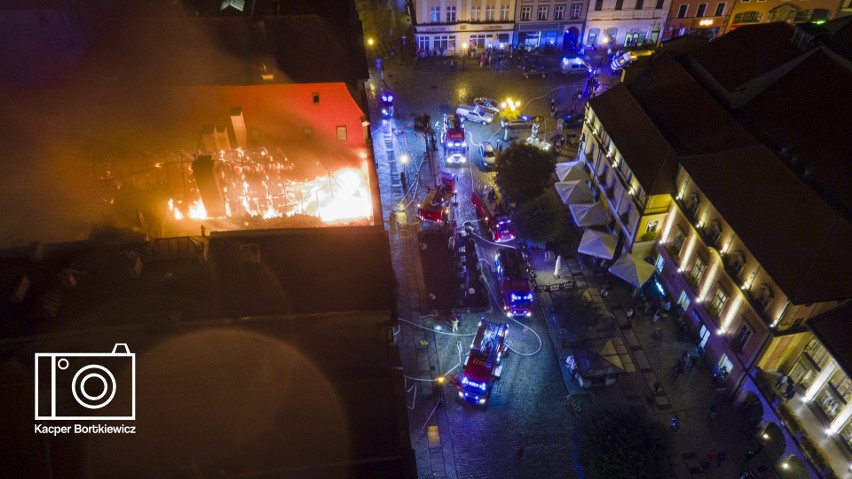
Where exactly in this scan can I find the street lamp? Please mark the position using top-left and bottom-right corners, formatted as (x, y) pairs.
(462, 42), (468, 70)
(399, 153), (410, 191)
(599, 36), (609, 67)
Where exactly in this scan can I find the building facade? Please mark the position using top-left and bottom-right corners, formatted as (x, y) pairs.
(723, 0), (842, 34)
(663, 0), (731, 40)
(513, 0), (587, 51)
(412, 0), (518, 56)
(583, 0), (672, 47)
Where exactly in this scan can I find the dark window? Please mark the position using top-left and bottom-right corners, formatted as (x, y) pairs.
(312, 93), (320, 104)
(714, 2), (726, 15)
(696, 3), (707, 16)
(615, 0), (624, 9)
(595, 0), (603, 11)
(636, 0), (645, 9)
(656, 0), (664, 8)
(732, 11), (760, 23)
(677, 5), (688, 17)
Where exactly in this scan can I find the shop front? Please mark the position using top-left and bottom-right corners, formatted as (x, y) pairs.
(415, 23), (514, 56)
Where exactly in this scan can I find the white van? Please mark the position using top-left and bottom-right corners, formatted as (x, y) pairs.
(561, 57), (591, 76)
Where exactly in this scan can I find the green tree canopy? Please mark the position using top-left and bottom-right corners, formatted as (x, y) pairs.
(550, 289), (600, 344)
(495, 142), (554, 204)
(574, 405), (675, 479)
(511, 194), (563, 244)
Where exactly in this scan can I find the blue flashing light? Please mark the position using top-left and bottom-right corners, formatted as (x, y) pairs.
(562, 57), (569, 65)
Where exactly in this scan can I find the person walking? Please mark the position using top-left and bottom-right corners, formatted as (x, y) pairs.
(784, 381), (797, 400)
(707, 405), (718, 425)
(653, 379), (662, 394)
(451, 314), (459, 332)
(776, 372), (788, 389)
(626, 308), (635, 321)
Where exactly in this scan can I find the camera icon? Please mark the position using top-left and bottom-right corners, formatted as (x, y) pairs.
(35, 344), (135, 421)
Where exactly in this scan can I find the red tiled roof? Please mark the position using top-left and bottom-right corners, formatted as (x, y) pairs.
(692, 23), (802, 93)
(680, 146), (852, 304)
(588, 85), (677, 196)
(739, 49), (852, 218)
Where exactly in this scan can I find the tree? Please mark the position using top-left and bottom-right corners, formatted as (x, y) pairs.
(494, 142), (553, 204)
(550, 290), (600, 344)
(511, 194), (562, 244)
(413, 113), (437, 179)
(574, 404), (675, 479)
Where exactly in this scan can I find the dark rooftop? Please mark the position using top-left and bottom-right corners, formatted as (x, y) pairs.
(588, 85), (677, 196)
(680, 146), (852, 304)
(691, 23), (802, 93)
(738, 49), (852, 220)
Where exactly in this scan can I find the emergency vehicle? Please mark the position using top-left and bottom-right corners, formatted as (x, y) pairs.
(451, 319), (509, 405)
(417, 172), (456, 223)
(495, 248), (533, 317)
(442, 113), (468, 165)
(471, 187), (516, 242)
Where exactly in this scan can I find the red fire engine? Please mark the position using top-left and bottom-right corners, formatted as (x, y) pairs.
(442, 114), (468, 165)
(450, 319), (509, 405)
(471, 186), (516, 242)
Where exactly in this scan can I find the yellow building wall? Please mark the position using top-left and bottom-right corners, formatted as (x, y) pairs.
(757, 331), (811, 371)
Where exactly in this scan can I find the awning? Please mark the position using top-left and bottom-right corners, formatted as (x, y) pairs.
(569, 202), (611, 227)
(555, 161), (589, 182)
(555, 180), (594, 205)
(578, 229), (618, 260)
(608, 253), (656, 288)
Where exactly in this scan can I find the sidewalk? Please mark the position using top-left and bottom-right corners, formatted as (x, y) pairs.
(528, 243), (763, 478)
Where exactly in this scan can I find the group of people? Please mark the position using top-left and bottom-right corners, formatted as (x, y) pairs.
(776, 372), (798, 400)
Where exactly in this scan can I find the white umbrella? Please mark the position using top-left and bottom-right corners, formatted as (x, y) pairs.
(608, 253), (656, 288)
(569, 202), (611, 227)
(577, 229), (618, 260)
(555, 161), (589, 182)
(555, 181), (595, 205)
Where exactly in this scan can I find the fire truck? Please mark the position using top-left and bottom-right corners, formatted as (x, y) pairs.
(417, 172), (457, 223)
(451, 319), (509, 405)
(442, 113), (468, 165)
(495, 248), (533, 317)
(471, 186), (516, 242)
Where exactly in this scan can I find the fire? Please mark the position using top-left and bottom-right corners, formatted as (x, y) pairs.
(166, 149), (372, 225)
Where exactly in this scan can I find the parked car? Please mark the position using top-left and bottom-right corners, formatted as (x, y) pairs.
(473, 97), (502, 115)
(562, 113), (584, 129)
(480, 141), (497, 167)
(561, 57), (591, 76)
(522, 65), (547, 79)
(456, 104), (495, 125)
(501, 115), (543, 129)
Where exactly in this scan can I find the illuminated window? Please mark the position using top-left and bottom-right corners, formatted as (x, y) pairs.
(709, 287), (728, 316)
(570, 3), (582, 18)
(431, 6), (440, 22)
(691, 259), (706, 282)
(472, 5), (480, 21)
(312, 93), (320, 104)
(697, 3), (707, 16)
(538, 5), (549, 19)
(337, 126), (347, 142)
(714, 2), (726, 15)
(417, 36), (429, 51)
(555, 5), (565, 19)
(645, 220), (660, 235)
(521, 6), (532, 19)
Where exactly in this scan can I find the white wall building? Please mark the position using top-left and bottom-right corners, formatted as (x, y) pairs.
(583, 0), (671, 48)
(514, 0), (588, 51)
(412, 0), (518, 55)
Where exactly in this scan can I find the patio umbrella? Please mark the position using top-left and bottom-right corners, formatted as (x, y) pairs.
(608, 253), (656, 288)
(555, 180), (595, 205)
(555, 161), (589, 182)
(569, 202), (611, 227)
(577, 229), (618, 260)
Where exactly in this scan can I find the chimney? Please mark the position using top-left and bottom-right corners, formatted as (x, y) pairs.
(201, 124), (217, 152)
(229, 108), (247, 148)
(214, 125), (231, 151)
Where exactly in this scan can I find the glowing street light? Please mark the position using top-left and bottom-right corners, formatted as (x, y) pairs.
(367, 37), (375, 47)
